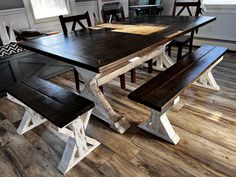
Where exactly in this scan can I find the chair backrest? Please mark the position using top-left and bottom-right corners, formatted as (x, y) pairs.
(59, 11), (92, 35)
(172, 0), (201, 17)
(101, 2), (125, 23)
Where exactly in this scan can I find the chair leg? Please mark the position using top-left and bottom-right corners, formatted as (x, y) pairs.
(168, 44), (171, 57)
(99, 86), (104, 93)
(147, 59), (153, 73)
(189, 31), (194, 54)
(57, 110), (100, 174)
(189, 39), (193, 54)
(119, 74), (126, 89)
(73, 68), (80, 93)
(177, 46), (183, 62)
(131, 69), (136, 83)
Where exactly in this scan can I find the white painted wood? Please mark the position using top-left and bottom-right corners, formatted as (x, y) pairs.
(144, 43), (175, 71)
(138, 97), (180, 145)
(75, 46), (168, 133)
(16, 107), (47, 135)
(152, 42), (175, 71)
(58, 137), (77, 173)
(58, 135), (100, 174)
(6, 94), (47, 135)
(71, 119), (89, 156)
(0, 21), (10, 45)
(193, 56), (223, 91)
(7, 93), (100, 173)
(76, 66), (131, 133)
(57, 109), (100, 174)
(7, 93), (25, 107)
(98, 46), (164, 85)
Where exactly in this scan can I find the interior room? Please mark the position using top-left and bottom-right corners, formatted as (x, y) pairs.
(0, 0), (235, 176)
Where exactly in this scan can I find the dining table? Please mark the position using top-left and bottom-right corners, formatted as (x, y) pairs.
(19, 15), (216, 133)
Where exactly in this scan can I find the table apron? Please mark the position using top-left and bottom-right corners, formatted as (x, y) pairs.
(97, 45), (163, 86)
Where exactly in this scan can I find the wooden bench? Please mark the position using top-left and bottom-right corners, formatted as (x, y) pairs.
(128, 45), (228, 145)
(5, 77), (100, 174)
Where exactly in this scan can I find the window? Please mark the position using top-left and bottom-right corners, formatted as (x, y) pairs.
(29, 0), (71, 21)
(203, 0), (236, 4)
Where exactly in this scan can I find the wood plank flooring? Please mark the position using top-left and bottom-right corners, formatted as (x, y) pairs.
(0, 49), (236, 177)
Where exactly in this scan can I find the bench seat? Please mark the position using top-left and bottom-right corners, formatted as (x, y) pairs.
(5, 77), (100, 173)
(129, 45), (228, 144)
(7, 77), (94, 128)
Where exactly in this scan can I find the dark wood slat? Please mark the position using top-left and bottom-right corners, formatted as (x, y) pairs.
(19, 16), (216, 74)
(6, 82), (77, 128)
(129, 46), (228, 112)
(6, 78), (94, 128)
(22, 77), (94, 116)
(19, 41), (100, 72)
(101, 7), (125, 23)
(171, 35), (192, 44)
(129, 45), (215, 101)
(119, 74), (126, 89)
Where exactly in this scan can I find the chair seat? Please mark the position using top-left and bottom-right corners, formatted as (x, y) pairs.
(171, 35), (191, 45)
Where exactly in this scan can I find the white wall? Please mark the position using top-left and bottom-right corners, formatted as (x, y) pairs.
(0, 1), (99, 32)
(161, 0), (236, 50)
(195, 5), (236, 41)
(0, 8), (30, 30)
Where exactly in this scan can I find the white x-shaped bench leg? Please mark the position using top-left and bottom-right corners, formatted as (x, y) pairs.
(7, 93), (100, 174)
(7, 94), (47, 135)
(149, 42), (175, 71)
(53, 110), (100, 174)
(138, 97), (180, 145)
(193, 56), (223, 91)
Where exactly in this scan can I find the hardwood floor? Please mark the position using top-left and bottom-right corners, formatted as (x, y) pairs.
(0, 50), (236, 177)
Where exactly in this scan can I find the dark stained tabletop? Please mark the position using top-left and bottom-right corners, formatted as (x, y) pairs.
(19, 16), (216, 73)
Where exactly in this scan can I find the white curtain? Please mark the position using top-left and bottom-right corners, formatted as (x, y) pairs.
(30, 0), (69, 19)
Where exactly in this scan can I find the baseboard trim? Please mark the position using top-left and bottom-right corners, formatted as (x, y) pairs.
(194, 37), (236, 51)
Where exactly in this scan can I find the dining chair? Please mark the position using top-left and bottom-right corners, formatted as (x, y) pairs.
(101, 3), (136, 89)
(59, 11), (92, 35)
(59, 11), (104, 92)
(135, 0), (163, 16)
(101, 4), (125, 23)
(167, 0), (201, 62)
